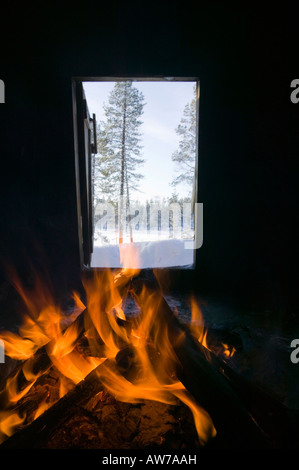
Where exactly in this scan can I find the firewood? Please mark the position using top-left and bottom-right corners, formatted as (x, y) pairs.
(0, 357), (201, 450)
(0, 311), (87, 409)
(0, 359), (113, 449)
(207, 351), (299, 448)
(0, 270), (135, 407)
(130, 280), (270, 448)
(0, 273), (274, 449)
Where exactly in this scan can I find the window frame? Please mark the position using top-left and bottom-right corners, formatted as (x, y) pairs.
(72, 76), (200, 272)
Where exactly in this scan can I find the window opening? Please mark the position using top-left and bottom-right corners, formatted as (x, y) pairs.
(81, 78), (199, 268)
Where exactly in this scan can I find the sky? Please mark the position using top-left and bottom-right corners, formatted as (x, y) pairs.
(83, 80), (197, 203)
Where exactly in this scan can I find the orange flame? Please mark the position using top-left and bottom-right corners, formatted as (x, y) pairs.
(222, 343), (236, 358)
(0, 411), (25, 439)
(189, 296), (211, 355)
(0, 245), (216, 446)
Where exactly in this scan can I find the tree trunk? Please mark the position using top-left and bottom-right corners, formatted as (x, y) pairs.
(119, 84), (127, 244)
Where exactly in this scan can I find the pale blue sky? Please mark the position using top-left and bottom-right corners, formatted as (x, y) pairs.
(83, 80), (197, 202)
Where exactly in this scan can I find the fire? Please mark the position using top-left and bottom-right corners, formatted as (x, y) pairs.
(0, 246), (217, 446)
(189, 296), (211, 357)
(222, 343), (236, 358)
(0, 411), (25, 439)
(189, 297), (236, 360)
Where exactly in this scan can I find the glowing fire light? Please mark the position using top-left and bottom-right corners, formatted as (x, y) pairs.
(222, 343), (236, 358)
(0, 245), (217, 446)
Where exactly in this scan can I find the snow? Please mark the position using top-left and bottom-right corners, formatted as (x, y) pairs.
(90, 232), (195, 268)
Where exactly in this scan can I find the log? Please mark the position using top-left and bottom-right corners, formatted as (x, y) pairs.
(0, 357), (201, 450)
(0, 269), (135, 407)
(0, 311), (86, 408)
(208, 352), (299, 449)
(0, 359), (113, 449)
(130, 280), (270, 448)
(0, 274), (275, 449)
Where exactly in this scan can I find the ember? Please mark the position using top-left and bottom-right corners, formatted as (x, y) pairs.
(0, 246), (217, 448)
(0, 245), (293, 449)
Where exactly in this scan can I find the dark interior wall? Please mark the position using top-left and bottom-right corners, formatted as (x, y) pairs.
(0, 2), (297, 320)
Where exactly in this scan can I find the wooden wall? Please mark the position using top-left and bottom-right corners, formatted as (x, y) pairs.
(0, 2), (297, 320)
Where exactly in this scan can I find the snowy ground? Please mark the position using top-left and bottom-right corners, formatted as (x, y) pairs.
(91, 230), (195, 268)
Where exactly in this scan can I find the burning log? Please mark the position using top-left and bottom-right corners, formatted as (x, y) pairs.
(0, 360), (110, 448)
(130, 280), (269, 448)
(0, 309), (86, 409)
(0, 357), (200, 449)
(0, 261), (276, 449)
(0, 267), (154, 445)
(0, 268), (136, 409)
(209, 352), (299, 448)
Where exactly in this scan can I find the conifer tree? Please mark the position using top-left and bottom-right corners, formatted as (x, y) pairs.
(95, 81), (145, 242)
(171, 85), (197, 195)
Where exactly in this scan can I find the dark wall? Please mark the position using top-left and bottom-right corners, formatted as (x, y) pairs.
(0, 2), (297, 319)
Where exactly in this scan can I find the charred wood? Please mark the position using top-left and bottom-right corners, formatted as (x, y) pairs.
(0, 360), (111, 448)
(131, 280), (270, 448)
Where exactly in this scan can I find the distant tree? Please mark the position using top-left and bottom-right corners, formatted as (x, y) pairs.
(95, 81), (145, 241)
(170, 85), (197, 194)
(168, 191), (180, 204)
(93, 123), (116, 206)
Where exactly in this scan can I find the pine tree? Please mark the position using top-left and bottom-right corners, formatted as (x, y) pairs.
(95, 81), (145, 242)
(93, 122), (116, 205)
(170, 85), (197, 194)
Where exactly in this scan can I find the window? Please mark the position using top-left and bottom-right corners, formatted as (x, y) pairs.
(73, 78), (200, 269)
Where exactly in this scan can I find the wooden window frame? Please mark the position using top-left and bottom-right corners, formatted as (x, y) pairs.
(72, 76), (200, 271)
